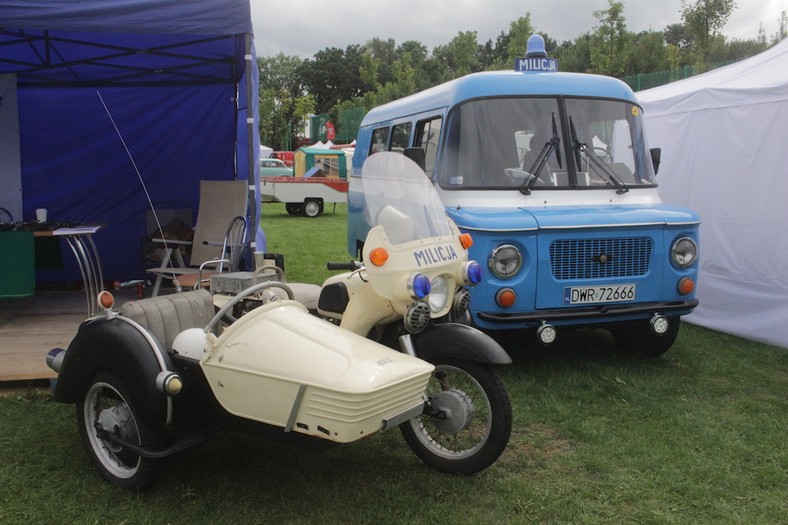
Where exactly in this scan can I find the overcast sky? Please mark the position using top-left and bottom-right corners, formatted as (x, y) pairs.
(251, 0), (786, 59)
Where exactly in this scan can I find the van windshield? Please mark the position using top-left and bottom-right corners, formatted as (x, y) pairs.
(437, 97), (656, 190)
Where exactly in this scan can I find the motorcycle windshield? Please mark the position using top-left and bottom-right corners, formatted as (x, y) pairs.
(361, 152), (454, 244)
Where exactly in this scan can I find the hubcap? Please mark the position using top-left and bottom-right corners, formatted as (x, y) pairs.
(84, 382), (141, 479)
(97, 404), (136, 452)
(304, 202), (320, 216)
(429, 388), (474, 434)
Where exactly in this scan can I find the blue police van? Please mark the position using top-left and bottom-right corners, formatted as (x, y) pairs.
(348, 36), (700, 356)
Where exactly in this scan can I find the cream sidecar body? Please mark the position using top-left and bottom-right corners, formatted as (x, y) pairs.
(177, 299), (434, 444)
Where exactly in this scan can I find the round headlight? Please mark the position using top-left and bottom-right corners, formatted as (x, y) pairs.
(671, 237), (698, 268)
(428, 275), (450, 313)
(488, 244), (522, 279)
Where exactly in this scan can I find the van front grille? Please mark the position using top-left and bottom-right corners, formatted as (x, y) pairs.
(550, 237), (652, 280)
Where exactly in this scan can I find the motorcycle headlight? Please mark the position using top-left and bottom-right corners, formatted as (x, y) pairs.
(409, 273), (432, 300)
(428, 275), (450, 313)
(462, 261), (483, 286)
(671, 237), (698, 268)
(488, 244), (522, 279)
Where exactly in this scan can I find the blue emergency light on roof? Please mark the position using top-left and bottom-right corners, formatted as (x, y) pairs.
(526, 34), (547, 57)
(515, 34), (559, 73)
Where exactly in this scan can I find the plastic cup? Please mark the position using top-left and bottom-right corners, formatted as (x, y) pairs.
(36, 208), (47, 222)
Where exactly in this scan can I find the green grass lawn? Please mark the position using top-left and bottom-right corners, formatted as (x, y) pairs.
(1, 203), (785, 524)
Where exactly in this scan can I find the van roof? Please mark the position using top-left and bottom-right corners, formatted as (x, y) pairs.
(360, 70), (638, 126)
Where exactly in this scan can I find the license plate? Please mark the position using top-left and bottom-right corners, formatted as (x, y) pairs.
(563, 284), (636, 305)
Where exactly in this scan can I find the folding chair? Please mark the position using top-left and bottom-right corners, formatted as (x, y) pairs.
(147, 180), (248, 296)
(176, 215), (248, 291)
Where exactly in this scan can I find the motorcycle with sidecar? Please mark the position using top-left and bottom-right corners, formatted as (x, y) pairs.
(45, 153), (512, 490)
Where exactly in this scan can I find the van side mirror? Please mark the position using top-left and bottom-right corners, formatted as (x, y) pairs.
(650, 147), (661, 175)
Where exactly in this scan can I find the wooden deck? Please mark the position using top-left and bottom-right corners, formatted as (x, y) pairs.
(0, 289), (138, 383)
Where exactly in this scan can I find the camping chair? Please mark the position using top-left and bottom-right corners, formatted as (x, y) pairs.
(177, 215), (248, 291)
(147, 180), (248, 296)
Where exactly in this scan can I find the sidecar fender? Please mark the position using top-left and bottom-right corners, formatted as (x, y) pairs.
(411, 323), (512, 365)
(53, 315), (171, 423)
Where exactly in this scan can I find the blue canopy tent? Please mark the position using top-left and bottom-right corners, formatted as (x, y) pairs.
(0, 0), (263, 286)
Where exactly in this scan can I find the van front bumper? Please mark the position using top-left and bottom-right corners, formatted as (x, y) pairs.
(476, 299), (698, 325)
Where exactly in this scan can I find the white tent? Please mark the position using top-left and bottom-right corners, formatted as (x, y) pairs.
(637, 39), (788, 349)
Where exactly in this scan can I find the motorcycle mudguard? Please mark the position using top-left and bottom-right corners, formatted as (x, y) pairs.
(53, 316), (170, 424)
(411, 323), (512, 365)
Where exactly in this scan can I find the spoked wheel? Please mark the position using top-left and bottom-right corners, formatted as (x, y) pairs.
(77, 371), (161, 490)
(400, 359), (511, 474)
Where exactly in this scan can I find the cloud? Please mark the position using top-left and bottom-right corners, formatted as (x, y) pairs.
(251, 0), (782, 59)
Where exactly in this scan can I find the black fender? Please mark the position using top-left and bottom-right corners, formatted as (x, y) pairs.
(53, 315), (172, 424)
(410, 323), (512, 365)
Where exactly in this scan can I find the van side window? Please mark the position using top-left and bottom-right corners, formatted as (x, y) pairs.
(390, 123), (412, 152)
(369, 127), (389, 155)
(414, 118), (442, 177)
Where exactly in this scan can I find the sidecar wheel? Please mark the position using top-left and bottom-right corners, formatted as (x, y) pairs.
(77, 371), (162, 490)
(400, 359), (511, 474)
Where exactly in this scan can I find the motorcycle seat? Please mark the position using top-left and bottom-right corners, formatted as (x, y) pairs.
(119, 289), (215, 349)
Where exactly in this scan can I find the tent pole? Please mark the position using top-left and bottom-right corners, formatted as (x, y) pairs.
(244, 33), (259, 256)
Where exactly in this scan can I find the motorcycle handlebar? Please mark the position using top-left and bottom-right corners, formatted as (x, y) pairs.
(326, 261), (361, 271)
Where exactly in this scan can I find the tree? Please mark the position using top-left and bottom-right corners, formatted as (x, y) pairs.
(293, 94), (316, 140)
(371, 52), (418, 106)
(297, 45), (366, 113)
(681, 0), (737, 71)
(503, 13), (535, 66)
(396, 40), (431, 90)
(626, 31), (669, 76)
(258, 53), (304, 150)
(482, 30), (513, 70)
(590, 0), (629, 77)
(432, 31), (480, 80)
(664, 23), (693, 49)
(555, 34), (593, 73)
(365, 37), (398, 86)
(358, 52), (380, 92)
(775, 11), (787, 44)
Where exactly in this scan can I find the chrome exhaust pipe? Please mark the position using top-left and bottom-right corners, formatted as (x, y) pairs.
(46, 348), (66, 373)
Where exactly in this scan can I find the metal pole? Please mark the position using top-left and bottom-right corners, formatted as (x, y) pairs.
(244, 33), (258, 257)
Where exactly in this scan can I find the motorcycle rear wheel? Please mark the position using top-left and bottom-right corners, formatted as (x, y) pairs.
(77, 371), (161, 490)
(400, 359), (511, 474)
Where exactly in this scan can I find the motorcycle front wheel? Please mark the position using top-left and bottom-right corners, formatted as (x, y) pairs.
(400, 358), (512, 474)
(76, 371), (161, 490)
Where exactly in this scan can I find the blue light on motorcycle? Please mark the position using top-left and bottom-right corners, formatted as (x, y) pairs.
(464, 261), (483, 285)
(411, 273), (431, 299)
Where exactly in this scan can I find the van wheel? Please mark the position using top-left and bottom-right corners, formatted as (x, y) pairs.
(611, 318), (681, 357)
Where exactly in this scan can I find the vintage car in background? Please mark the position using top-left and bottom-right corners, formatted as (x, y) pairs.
(260, 158), (294, 178)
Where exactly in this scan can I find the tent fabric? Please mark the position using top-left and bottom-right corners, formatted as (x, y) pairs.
(0, 0), (262, 283)
(637, 39), (788, 349)
(0, 0), (252, 34)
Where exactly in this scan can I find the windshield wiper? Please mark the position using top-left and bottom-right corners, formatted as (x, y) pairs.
(520, 113), (563, 195)
(569, 116), (628, 194)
